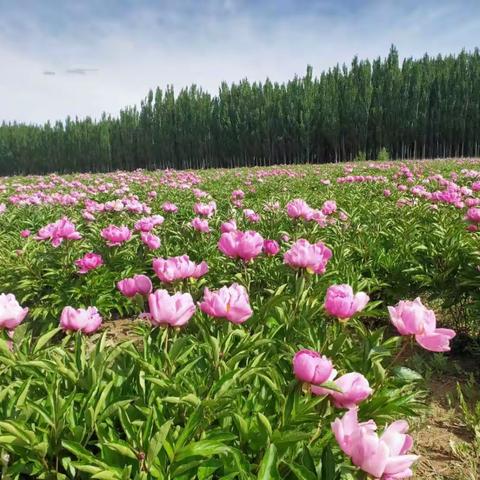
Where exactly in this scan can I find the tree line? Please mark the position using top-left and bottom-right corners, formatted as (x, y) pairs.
(1, 46), (480, 175)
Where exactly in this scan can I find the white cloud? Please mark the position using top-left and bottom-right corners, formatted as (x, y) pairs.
(0, 0), (479, 124)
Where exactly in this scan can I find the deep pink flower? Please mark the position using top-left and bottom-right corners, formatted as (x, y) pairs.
(0, 294), (28, 330)
(59, 306), (102, 334)
(388, 297), (456, 352)
(35, 217), (82, 247)
(263, 239), (280, 256)
(283, 239), (332, 274)
(218, 230), (264, 261)
(101, 225), (131, 247)
(148, 290), (196, 327)
(153, 255), (208, 283)
(20, 229), (31, 238)
(293, 350), (334, 385)
(199, 283), (252, 324)
(75, 253), (103, 274)
(324, 284), (369, 320)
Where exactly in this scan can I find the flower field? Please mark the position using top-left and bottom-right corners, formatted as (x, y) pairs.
(0, 159), (479, 479)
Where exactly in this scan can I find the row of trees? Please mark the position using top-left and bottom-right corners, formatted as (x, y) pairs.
(1, 46), (480, 175)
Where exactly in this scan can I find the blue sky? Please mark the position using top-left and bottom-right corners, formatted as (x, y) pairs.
(1, 0), (479, 124)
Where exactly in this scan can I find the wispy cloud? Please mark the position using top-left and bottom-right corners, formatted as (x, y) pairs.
(65, 68), (99, 75)
(1, 0), (479, 124)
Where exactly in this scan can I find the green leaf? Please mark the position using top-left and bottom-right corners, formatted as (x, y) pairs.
(146, 420), (173, 469)
(257, 443), (279, 480)
(174, 440), (231, 462)
(33, 327), (62, 353)
(321, 445), (336, 480)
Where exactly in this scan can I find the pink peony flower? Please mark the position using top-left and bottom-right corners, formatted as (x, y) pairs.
(117, 274), (153, 298)
(312, 372), (372, 408)
(135, 215), (164, 232)
(263, 239), (280, 256)
(465, 207), (480, 224)
(283, 239), (332, 274)
(148, 290), (196, 327)
(75, 253), (103, 274)
(332, 409), (419, 479)
(0, 293), (28, 330)
(388, 297), (456, 352)
(193, 201), (216, 217)
(191, 217), (210, 233)
(141, 231), (161, 250)
(218, 230), (264, 261)
(243, 209), (261, 223)
(153, 255), (208, 283)
(20, 229), (31, 238)
(101, 225), (131, 247)
(286, 199), (313, 220)
(199, 283), (253, 324)
(59, 306), (102, 334)
(324, 284), (369, 320)
(321, 200), (337, 215)
(293, 350), (334, 385)
(35, 217), (82, 247)
(162, 202), (178, 213)
(221, 219), (237, 233)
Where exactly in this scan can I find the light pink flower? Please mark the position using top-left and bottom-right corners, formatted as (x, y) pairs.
(135, 215), (164, 232)
(332, 409), (419, 479)
(312, 372), (372, 408)
(162, 202), (178, 213)
(59, 306), (102, 334)
(218, 230), (264, 261)
(191, 217), (210, 233)
(322, 200), (337, 215)
(324, 284), (369, 320)
(293, 350), (334, 385)
(148, 290), (196, 327)
(193, 201), (216, 217)
(101, 225), (131, 247)
(286, 199), (313, 220)
(243, 209), (261, 223)
(199, 283), (252, 324)
(221, 219), (237, 233)
(0, 293), (28, 330)
(283, 239), (332, 274)
(388, 297), (456, 352)
(117, 274), (153, 298)
(141, 231), (161, 250)
(153, 255), (208, 283)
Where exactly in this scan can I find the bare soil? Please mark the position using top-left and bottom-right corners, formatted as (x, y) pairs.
(414, 375), (475, 479)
